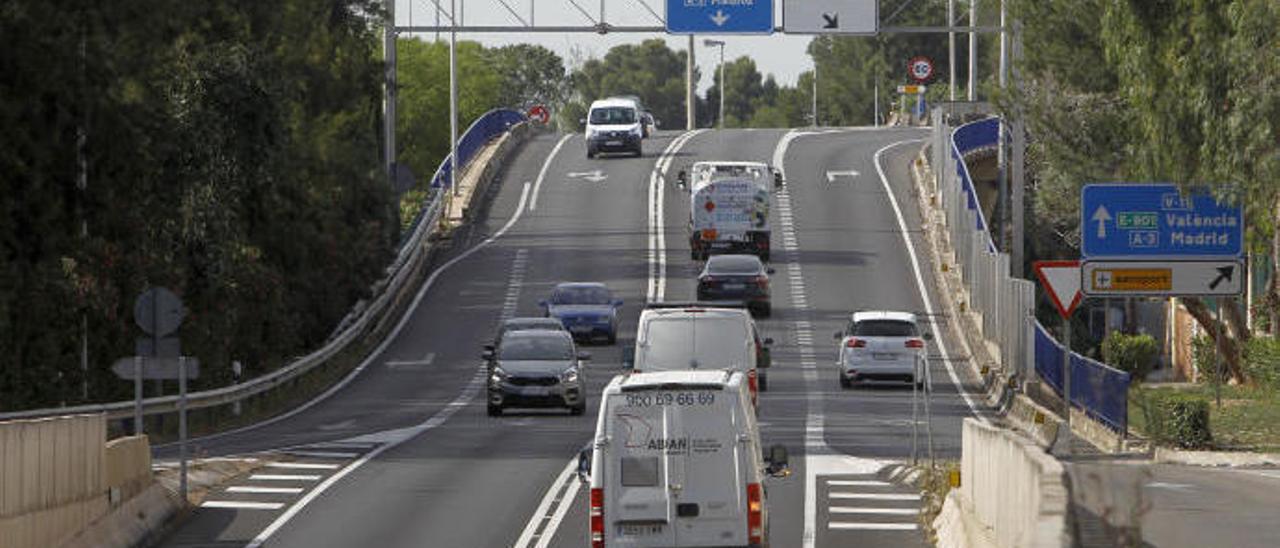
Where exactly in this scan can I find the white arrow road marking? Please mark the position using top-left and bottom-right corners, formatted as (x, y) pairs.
(1092, 205), (1112, 239)
(567, 169), (608, 183)
(826, 170), (860, 183)
(314, 420), (356, 432)
(710, 9), (730, 26)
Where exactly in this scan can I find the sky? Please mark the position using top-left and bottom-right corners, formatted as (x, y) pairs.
(393, 0), (817, 94)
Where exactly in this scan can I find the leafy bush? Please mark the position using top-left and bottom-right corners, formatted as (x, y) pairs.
(1137, 390), (1213, 449)
(1192, 335), (1227, 384)
(1244, 337), (1280, 390)
(1101, 332), (1159, 382)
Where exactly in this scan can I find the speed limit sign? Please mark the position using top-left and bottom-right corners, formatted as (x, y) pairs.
(908, 56), (934, 83)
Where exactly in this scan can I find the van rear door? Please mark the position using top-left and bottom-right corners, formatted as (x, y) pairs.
(670, 389), (748, 546)
(608, 390), (678, 546)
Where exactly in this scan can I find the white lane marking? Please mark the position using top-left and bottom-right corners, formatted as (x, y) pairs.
(829, 507), (919, 515)
(828, 522), (918, 531)
(227, 486), (305, 495)
(646, 131), (702, 302)
(829, 492), (921, 501)
(386, 352), (435, 369)
(281, 451), (357, 459)
(771, 129), (800, 180)
(873, 139), (985, 420)
(528, 134), (574, 212)
(827, 480), (892, 487)
(512, 459), (578, 548)
(249, 474), (322, 482)
(1145, 482), (1195, 491)
(245, 183), (534, 548)
(202, 501), (286, 510)
(267, 462), (340, 470)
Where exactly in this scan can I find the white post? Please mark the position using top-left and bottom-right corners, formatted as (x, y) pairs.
(384, 0), (397, 188)
(178, 355), (189, 503)
(948, 0), (956, 102)
(133, 356), (142, 435)
(449, 0), (459, 197)
(687, 35), (695, 130)
(1062, 319), (1072, 457)
(968, 0), (978, 101)
(718, 45), (725, 129)
(812, 63), (818, 127)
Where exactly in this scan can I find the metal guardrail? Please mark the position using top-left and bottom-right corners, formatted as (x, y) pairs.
(1, 116), (528, 424)
(931, 113), (1129, 432)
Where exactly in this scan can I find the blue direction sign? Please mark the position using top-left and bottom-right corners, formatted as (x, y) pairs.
(1081, 184), (1243, 258)
(666, 0), (774, 34)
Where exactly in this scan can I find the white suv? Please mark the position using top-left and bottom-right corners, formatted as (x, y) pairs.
(833, 311), (932, 389)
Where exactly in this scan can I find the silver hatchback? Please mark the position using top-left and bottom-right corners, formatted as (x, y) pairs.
(834, 311), (932, 388)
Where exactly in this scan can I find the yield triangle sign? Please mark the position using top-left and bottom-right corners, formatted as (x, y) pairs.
(1033, 260), (1083, 319)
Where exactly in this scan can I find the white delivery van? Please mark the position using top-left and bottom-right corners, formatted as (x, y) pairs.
(580, 370), (790, 548)
(584, 98), (644, 158)
(686, 162), (773, 261)
(623, 303), (773, 405)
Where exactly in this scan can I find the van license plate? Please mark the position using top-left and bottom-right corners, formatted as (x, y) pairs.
(619, 524), (664, 536)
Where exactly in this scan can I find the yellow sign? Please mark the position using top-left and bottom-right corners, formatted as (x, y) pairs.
(897, 85), (926, 94)
(1091, 268), (1172, 291)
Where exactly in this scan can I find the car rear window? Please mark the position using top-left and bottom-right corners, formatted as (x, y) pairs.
(499, 335), (574, 360)
(852, 320), (918, 337)
(706, 256), (761, 275)
(551, 286), (611, 305)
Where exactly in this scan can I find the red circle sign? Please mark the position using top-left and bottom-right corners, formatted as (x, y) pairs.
(908, 56), (934, 83)
(527, 105), (550, 124)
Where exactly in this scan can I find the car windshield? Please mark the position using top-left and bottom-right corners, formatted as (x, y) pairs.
(589, 107), (636, 125)
(551, 286), (611, 305)
(706, 256), (762, 275)
(499, 335), (574, 361)
(852, 320), (918, 337)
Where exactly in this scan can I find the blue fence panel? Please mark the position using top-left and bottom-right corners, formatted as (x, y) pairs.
(1034, 322), (1131, 432)
(949, 118), (999, 243)
(430, 108), (527, 189)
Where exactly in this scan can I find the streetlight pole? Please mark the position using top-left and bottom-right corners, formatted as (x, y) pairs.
(449, 0), (459, 197)
(704, 39), (725, 129)
(687, 35), (696, 130)
(812, 63), (819, 127)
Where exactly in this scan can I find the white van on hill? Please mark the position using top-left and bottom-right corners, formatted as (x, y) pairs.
(580, 370), (790, 548)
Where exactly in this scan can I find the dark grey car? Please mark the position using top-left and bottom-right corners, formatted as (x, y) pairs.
(484, 331), (589, 416)
(696, 254), (775, 317)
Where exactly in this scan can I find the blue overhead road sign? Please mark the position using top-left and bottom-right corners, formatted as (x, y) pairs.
(1081, 183), (1243, 258)
(666, 0), (774, 34)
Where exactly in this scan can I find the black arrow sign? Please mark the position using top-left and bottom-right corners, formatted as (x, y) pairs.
(1208, 265), (1234, 290)
(822, 13), (839, 29)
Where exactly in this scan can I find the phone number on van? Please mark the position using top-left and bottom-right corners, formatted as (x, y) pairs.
(625, 392), (716, 407)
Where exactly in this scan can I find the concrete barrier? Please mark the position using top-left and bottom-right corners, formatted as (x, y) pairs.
(1, 415), (155, 548)
(936, 418), (1071, 548)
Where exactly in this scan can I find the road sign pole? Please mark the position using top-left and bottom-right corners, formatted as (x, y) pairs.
(1214, 297), (1223, 408)
(1062, 317), (1072, 457)
(179, 355), (188, 504)
(133, 356), (143, 435)
(911, 363), (919, 465)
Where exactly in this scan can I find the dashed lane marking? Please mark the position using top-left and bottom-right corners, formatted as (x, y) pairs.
(249, 474), (322, 482)
(201, 501), (286, 510)
(828, 523), (918, 531)
(227, 486), (305, 495)
(829, 493), (921, 501)
(280, 451), (358, 460)
(267, 462), (340, 471)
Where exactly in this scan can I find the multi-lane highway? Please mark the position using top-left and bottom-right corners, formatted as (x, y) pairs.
(158, 127), (987, 548)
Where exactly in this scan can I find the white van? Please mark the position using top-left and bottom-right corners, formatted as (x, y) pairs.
(580, 370), (790, 548)
(623, 304), (773, 406)
(584, 98), (644, 158)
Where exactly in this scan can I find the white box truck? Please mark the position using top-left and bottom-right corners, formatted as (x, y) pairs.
(686, 162), (774, 262)
(580, 370), (790, 548)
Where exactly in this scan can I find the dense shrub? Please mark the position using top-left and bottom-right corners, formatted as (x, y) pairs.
(1101, 332), (1159, 382)
(1192, 335), (1227, 384)
(1244, 337), (1280, 389)
(1137, 390), (1213, 449)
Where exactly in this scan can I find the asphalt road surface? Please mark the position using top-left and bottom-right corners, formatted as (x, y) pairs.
(157, 127), (988, 548)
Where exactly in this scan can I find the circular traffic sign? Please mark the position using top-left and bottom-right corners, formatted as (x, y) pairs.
(908, 56), (934, 83)
(527, 105), (550, 124)
(134, 286), (185, 337)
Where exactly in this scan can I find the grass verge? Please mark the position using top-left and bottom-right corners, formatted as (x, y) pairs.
(1129, 384), (1280, 452)
(917, 461), (961, 545)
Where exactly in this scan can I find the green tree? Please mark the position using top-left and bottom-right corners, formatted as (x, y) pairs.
(564, 39), (696, 130)
(488, 43), (568, 110)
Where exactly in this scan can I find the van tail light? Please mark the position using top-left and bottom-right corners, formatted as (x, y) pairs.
(845, 338), (866, 348)
(905, 339), (925, 348)
(747, 369), (759, 404)
(746, 482), (763, 544)
(590, 488), (605, 548)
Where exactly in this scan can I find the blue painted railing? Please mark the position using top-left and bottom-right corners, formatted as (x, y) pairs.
(430, 108), (527, 189)
(950, 117), (999, 250)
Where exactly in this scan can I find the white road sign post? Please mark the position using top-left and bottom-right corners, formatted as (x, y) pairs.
(1033, 260), (1082, 457)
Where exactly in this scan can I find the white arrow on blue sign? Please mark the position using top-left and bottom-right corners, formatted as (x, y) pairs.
(666, 0), (774, 34)
(1080, 183), (1243, 259)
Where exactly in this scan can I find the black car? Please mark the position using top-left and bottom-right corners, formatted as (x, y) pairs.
(696, 254), (774, 317)
(484, 331), (589, 416)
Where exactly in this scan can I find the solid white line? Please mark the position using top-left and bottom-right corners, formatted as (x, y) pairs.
(873, 139), (985, 420)
(245, 181), (535, 548)
(528, 134), (573, 212)
(227, 486), (305, 494)
(249, 474), (321, 482)
(829, 507), (919, 515)
(202, 501), (285, 510)
(829, 492), (920, 501)
(646, 131), (703, 302)
(513, 458), (579, 548)
(827, 522), (918, 531)
(827, 480), (890, 487)
(281, 451), (357, 459)
(267, 462), (340, 470)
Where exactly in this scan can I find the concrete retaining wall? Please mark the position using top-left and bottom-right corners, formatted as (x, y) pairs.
(942, 418), (1071, 548)
(0, 415), (154, 548)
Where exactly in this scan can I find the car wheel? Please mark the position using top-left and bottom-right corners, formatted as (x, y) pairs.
(570, 404), (586, 416)
(760, 251), (770, 262)
(487, 404), (502, 417)
(758, 373), (768, 392)
(607, 331), (617, 345)
(587, 148), (596, 159)
(633, 145), (643, 157)
(839, 374), (852, 389)
(757, 303), (772, 318)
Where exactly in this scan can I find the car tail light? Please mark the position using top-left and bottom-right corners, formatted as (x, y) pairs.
(845, 338), (866, 348)
(753, 275), (769, 287)
(746, 482), (763, 544)
(905, 339), (925, 348)
(590, 487), (605, 548)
